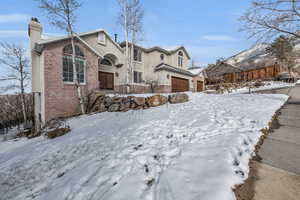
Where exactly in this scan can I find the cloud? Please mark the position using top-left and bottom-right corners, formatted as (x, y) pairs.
(0, 14), (30, 24)
(201, 35), (237, 41)
(0, 30), (27, 38)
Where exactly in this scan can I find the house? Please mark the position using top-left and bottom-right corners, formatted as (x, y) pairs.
(205, 62), (243, 84)
(205, 60), (281, 85)
(28, 18), (205, 126)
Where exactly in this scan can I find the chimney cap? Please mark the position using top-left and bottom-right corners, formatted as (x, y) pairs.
(114, 33), (118, 43)
(31, 17), (40, 23)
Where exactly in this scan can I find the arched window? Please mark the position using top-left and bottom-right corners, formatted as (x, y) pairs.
(178, 51), (183, 67)
(63, 44), (85, 57)
(62, 44), (85, 83)
(160, 54), (164, 61)
(99, 58), (113, 66)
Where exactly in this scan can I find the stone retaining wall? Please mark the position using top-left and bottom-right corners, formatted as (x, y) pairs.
(88, 93), (189, 113)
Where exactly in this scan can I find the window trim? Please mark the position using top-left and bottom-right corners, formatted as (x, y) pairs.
(63, 44), (85, 58)
(98, 32), (106, 45)
(178, 51), (183, 67)
(99, 58), (113, 66)
(133, 47), (143, 63)
(133, 71), (143, 83)
(62, 56), (86, 85)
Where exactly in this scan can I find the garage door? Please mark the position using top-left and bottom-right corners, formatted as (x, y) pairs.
(99, 72), (114, 90)
(197, 81), (204, 92)
(171, 76), (189, 92)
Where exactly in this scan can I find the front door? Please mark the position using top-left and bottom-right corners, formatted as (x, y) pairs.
(99, 72), (114, 90)
(197, 81), (204, 92)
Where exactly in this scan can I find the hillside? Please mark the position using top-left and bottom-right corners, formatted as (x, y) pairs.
(226, 42), (300, 75)
(0, 93), (288, 200)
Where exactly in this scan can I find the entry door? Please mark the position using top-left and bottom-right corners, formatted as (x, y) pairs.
(197, 81), (204, 92)
(99, 72), (114, 90)
(171, 76), (189, 92)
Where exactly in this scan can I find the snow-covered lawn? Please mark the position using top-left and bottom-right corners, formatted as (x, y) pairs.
(0, 93), (288, 200)
(232, 81), (295, 94)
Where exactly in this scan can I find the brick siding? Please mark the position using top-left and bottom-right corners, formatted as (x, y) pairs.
(43, 40), (99, 122)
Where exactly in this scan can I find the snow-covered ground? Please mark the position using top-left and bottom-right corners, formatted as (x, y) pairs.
(231, 81), (295, 94)
(0, 93), (288, 200)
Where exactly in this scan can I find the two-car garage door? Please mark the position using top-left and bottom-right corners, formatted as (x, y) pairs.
(171, 76), (189, 93)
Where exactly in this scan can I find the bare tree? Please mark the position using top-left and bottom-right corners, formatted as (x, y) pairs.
(117, 0), (144, 92)
(36, 0), (85, 114)
(0, 42), (30, 122)
(240, 0), (300, 41)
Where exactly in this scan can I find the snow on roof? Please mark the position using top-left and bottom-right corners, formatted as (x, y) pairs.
(188, 68), (204, 75)
(155, 63), (195, 77)
(38, 29), (124, 52)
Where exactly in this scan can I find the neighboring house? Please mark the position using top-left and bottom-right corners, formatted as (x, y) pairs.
(205, 61), (281, 84)
(187, 67), (206, 92)
(28, 18), (204, 126)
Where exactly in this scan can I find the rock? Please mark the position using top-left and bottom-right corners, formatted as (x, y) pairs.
(111, 97), (123, 103)
(108, 103), (120, 112)
(132, 97), (146, 106)
(146, 95), (168, 107)
(104, 96), (115, 108)
(168, 93), (189, 104)
(143, 104), (149, 109)
(130, 101), (138, 109)
(47, 127), (70, 139)
(98, 103), (107, 112)
(91, 102), (107, 113)
(134, 105), (144, 110)
(119, 102), (131, 112)
(43, 119), (71, 139)
(254, 81), (264, 88)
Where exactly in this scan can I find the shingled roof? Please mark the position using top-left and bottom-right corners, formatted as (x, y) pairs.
(119, 42), (191, 59)
(204, 62), (242, 79)
(154, 63), (196, 77)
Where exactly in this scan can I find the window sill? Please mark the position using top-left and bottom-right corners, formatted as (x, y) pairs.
(132, 83), (147, 86)
(63, 82), (86, 86)
(97, 41), (106, 46)
(133, 61), (143, 64)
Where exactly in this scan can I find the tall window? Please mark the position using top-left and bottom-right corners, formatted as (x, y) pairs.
(62, 44), (85, 83)
(134, 71), (143, 83)
(134, 47), (142, 62)
(178, 51), (183, 67)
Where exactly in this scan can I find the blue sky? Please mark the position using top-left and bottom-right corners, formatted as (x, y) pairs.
(0, 0), (255, 65)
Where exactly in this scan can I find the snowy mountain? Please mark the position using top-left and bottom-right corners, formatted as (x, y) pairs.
(226, 43), (271, 66)
(226, 40), (300, 76)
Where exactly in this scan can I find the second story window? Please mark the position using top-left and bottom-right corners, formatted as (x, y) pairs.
(134, 47), (142, 62)
(160, 54), (164, 61)
(178, 51), (183, 67)
(134, 71), (143, 83)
